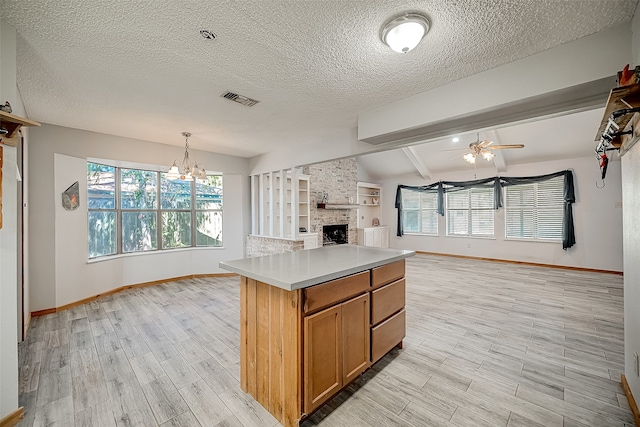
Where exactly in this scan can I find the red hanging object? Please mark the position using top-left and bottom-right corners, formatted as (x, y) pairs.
(599, 152), (609, 180)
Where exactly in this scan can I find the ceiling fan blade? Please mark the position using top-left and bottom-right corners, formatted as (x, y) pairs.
(487, 144), (525, 150)
(477, 140), (493, 147)
(442, 148), (468, 152)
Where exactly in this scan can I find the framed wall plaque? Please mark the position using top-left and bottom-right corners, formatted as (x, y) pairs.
(62, 181), (79, 211)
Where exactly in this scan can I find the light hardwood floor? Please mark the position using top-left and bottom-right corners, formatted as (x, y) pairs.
(17, 254), (633, 426)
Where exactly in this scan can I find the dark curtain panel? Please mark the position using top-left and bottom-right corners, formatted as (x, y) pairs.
(395, 170), (575, 249)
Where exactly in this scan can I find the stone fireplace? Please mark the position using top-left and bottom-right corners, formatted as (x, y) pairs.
(305, 158), (358, 247)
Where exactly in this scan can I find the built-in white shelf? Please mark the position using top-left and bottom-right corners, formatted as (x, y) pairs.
(250, 169), (310, 240)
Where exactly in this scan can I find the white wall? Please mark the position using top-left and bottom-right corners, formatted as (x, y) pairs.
(622, 138), (640, 410)
(30, 124), (250, 311)
(0, 20), (20, 420)
(0, 145), (18, 420)
(370, 156), (623, 271)
(623, 0), (640, 407)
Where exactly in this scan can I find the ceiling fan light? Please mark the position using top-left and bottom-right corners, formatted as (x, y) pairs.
(381, 13), (430, 53)
(482, 150), (495, 161)
(463, 153), (476, 164)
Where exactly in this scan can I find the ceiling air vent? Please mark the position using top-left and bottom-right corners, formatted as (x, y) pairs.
(221, 91), (260, 107)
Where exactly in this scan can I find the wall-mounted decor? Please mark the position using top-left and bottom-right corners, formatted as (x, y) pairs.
(62, 181), (79, 211)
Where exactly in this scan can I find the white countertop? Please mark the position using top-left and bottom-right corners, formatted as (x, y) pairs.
(219, 244), (415, 291)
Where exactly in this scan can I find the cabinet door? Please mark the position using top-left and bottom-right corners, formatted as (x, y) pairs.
(373, 229), (382, 247)
(381, 228), (389, 248)
(342, 293), (370, 385)
(304, 305), (342, 413)
(303, 236), (317, 250)
(364, 229), (374, 247)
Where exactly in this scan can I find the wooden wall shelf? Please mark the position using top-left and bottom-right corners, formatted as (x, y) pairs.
(594, 83), (640, 148)
(0, 110), (40, 229)
(0, 110), (41, 147)
(316, 203), (359, 209)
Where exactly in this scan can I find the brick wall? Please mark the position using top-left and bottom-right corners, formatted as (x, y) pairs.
(305, 158), (358, 247)
(245, 235), (305, 258)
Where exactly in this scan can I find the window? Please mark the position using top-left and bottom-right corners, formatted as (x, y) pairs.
(161, 173), (192, 249)
(195, 175), (223, 246)
(121, 168), (158, 252)
(400, 188), (438, 235)
(87, 163), (117, 257)
(505, 176), (563, 240)
(87, 162), (223, 258)
(446, 187), (494, 237)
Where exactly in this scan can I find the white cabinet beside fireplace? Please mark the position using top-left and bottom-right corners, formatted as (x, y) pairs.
(303, 234), (319, 250)
(358, 226), (389, 248)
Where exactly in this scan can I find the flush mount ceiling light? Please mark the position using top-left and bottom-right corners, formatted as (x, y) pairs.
(381, 12), (430, 53)
(167, 132), (207, 181)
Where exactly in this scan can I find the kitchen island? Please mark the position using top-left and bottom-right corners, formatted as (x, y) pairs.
(220, 245), (415, 426)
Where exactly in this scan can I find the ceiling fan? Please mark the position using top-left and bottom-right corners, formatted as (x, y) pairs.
(448, 134), (524, 164)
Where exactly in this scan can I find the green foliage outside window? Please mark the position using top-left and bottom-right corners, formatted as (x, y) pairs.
(87, 162), (223, 259)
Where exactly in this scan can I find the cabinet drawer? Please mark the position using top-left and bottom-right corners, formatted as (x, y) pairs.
(371, 260), (405, 289)
(371, 309), (405, 363)
(371, 278), (405, 325)
(304, 271), (370, 314)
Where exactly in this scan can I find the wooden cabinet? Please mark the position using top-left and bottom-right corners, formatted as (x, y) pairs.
(371, 309), (406, 363)
(371, 278), (405, 325)
(304, 304), (342, 413)
(303, 292), (370, 413)
(239, 259), (406, 426)
(371, 259), (405, 289)
(370, 260), (406, 364)
(342, 293), (370, 384)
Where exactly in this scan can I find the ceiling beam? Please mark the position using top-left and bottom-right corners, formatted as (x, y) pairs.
(401, 147), (432, 180)
(485, 130), (507, 173)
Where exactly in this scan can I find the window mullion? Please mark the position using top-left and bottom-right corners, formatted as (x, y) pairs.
(468, 190), (472, 236)
(116, 167), (122, 255)
(157, 171), (162, 250)
(192, 179), (197, 247)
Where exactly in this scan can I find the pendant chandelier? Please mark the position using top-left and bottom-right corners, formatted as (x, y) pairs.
(167, 132), (206, 181)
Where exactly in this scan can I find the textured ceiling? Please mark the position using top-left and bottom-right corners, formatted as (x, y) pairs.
(0, 0), (637, 158)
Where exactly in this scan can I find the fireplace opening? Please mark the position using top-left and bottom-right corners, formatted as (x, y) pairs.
(322, 224), (348, 246)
